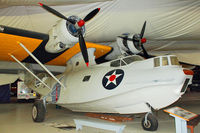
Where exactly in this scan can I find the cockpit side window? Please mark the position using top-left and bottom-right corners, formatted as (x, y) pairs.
(154, 58), (160, 67)
(154, 56), (179, 67)
(162, 57), (169, 66)
(170, 56), (180, 65)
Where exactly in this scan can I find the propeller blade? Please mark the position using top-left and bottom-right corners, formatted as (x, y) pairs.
(38, 3), (75, 24)
(140, 21), (146, 39)
(78, 33), (89, 66)
(141, 44), (149, 59)
(83, 8), (100, 22)
(118, 36), (133, 41)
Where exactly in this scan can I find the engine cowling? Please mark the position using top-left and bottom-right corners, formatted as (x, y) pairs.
(45, 17), (85, 53)
(106, 22), (148, 61)
(116, 33), (142, 55)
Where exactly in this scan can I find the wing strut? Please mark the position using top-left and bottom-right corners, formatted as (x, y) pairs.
(9, 42), (66, 107)
(17, 41), (66, 90)
(9, 54), (51, 90)
(9, 53), (51, 107)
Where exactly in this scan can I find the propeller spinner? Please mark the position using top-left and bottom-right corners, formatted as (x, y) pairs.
(39, 3), (100, 66)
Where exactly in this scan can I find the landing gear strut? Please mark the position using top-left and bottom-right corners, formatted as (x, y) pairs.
(141, 112), (158, 131)
(32, 100), (46, 122)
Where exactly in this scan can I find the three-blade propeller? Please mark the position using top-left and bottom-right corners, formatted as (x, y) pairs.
(39, 3), (100, 66)
(118, 21), (149, 58)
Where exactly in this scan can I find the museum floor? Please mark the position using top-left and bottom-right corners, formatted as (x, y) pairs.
(0, 92), (200, 133)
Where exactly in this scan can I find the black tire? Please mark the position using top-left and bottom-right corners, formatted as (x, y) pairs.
(32, 100), (46, 122)
(141, 113), (158, 131)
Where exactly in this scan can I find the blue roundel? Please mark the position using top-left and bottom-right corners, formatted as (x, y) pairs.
(102, 69), (124, 90)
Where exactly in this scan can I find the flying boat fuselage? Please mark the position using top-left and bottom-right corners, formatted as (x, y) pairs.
(37, 55), (192, 114)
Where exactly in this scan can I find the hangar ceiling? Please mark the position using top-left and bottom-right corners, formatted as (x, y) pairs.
(0, 0), (112, 8)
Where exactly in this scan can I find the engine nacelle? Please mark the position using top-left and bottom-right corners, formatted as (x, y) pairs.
(116, 34), (142, 55)
(45, 18), (85, 53)
(105, 33), (144, 61)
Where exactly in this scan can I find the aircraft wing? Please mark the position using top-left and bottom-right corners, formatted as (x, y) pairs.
(0, 25), (112, 66)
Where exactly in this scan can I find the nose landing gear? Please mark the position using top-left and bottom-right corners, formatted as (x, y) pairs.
(141, 112), (158, 131)
(32, 100), (46, 122)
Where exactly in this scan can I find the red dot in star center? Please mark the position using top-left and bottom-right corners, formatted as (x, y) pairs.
(109, 75), (116, 81)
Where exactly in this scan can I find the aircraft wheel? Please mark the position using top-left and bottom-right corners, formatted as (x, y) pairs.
(141, 113), (158, 131)
(32, 100), (46, 122)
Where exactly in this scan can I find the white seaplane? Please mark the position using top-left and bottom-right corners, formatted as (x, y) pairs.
(7, 3), (193, 131)
(26, 50), (192, 131)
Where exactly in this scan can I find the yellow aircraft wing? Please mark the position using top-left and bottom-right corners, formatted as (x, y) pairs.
(0, 25), (112, 66)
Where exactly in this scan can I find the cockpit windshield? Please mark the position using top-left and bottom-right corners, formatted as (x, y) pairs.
(110, 55), (144, 67)
(110, 60), (120, 67)
(122, 56), (144, 64)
